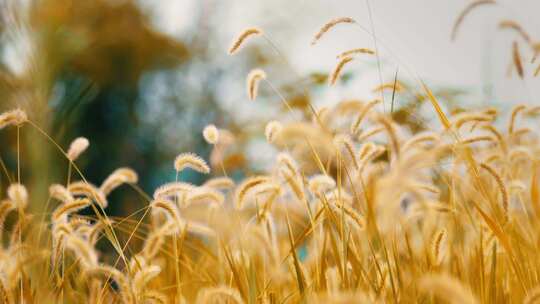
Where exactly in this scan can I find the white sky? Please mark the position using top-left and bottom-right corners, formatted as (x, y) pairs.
(147, 0), (540, 109)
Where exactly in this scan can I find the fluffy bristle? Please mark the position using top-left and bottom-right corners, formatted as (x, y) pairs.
(100, 167), (138, 196)
(246, 68), (267, 100)
(67, 137), (90, 162)
(329, 56), (354, 86)
(265, 120), (283, 143)
(311, 17), (355, 45)
(7, 183), (28, 209)
(174, 152), (210, 174)
(203, 124), (220, 144)
(308, 174), (336, 195)
(336, 48), (375, 59)
(228, 27), (262, 54)
(451, 0), (496, 41)
(0, 109), (27, 130)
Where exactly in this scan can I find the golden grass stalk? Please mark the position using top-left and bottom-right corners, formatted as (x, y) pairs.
(451, 112), (493, 130)
(85, 265), (134, 304)
(186, 186), (225, 206)
(0, 277), (13, 304)
(49, 184), (74, 204)
(68, 181), (108, 208)
(234, 176), (270, 209)
(402, 132), (440, 151)
(376, 114), (400, 159)
(65, 234), (98, 268)
(246, 68), (267, 100)
(480, 162), (509, 220)
(67, 137), (89, 162)
(203, 176), (235, 190)
(431, 228), (446, 264)
(174, 152), (210, 174)
(419, 273), (478, 304)
(451, 0), (496, 41)
(141, 291), (168, 304)
(151, 199), (183, 227)
(141, 230), (166, 260)
(7, 183), (28, 209)
(132, 265), (161, 293)
(311, 17), (355, 45)
(195, 286), (245, 304)
(499, 20), (531, 43)
(328, 203), (366, 231)
(336, 48), (375, 59)
(153, 181), (195, 200)
(372, 81), (405, 93)
(513, 41), (524, 78)
(357, 126), (384, 142)
(52, 198), (91, 223)
(277, 152), (300, 176)
(334, 134), (359, 170)
(350, 99), (381, 135)
(265, 120), (283, 144)
(282, 171), (306, 201)
(100, 167), (138, 196)
(0, 200), (15, 232)
(308, 174), (336, 195)
(228, 27), (262, 55)
(460, 135), (496, 145)
(508, 104), (527, 134)
(0, 109), (27, 130)
(202, 124), (219, 144)
(329, 56), (354, 86)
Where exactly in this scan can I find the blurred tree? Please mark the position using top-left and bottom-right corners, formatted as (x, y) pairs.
(0, 0), (190, 214)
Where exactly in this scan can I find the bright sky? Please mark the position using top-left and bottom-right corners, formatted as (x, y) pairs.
(147, 0), (540, 109)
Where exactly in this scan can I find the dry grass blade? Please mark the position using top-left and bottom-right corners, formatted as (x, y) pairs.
(311, 17), (355, 45)
(499, 20), (531, 43)
(480, 163), (508, 220)
(329, 56), (354, 86)
(451, 0), (496, 41)
(174, 153), (210, 174)
(422, 81), (451, 129)
(100, 167), (138, 196)
(285, 212), (306, 297)
(350, 99), (381, 135)
(52, 198), (92, 222)
(246, 69), (267, 100)
(67, 137), (89, 162)
(513, 41), (524, 78)
(431, 229), (446, 264)
(229, 27), (262, 54)
(0, 109), (27, 130)
(336, 48), (375, 59)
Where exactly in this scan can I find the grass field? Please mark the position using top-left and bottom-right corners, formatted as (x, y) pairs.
(1, 1), (540, 303)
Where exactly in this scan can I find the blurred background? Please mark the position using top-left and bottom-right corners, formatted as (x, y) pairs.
(0, 0), (538, 216)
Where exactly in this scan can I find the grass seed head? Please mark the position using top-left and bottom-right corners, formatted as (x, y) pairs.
(203, 124), (220, 144)
(174, 152), (210, 174)
(229, 27), (262, 54)
(67, 137), (90, 162)
(0, 109), (27, 130)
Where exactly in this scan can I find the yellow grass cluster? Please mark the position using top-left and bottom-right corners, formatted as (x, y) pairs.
(1, 95), (540, 303)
